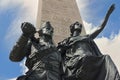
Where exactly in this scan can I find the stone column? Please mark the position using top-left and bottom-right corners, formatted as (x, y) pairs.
(36, 0), (86, 43)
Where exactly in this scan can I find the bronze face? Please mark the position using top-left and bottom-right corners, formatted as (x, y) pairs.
(70, 22), (82, 34)
(38, 22), (54, 37)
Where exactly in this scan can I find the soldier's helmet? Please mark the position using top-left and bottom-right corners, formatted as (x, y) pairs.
(38, 21), (54, 37)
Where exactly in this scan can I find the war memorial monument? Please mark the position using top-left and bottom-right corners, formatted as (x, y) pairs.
(9, 0), (120, 80)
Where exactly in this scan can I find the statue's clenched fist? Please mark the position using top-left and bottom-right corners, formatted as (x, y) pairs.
(21, 22), (36, 38)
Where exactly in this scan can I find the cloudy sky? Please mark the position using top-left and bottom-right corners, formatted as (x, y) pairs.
(0, 0), (120, 80)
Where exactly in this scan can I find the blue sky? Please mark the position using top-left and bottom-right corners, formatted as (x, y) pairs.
(0, 0), (120, 80)
(77, 0), (120, 37)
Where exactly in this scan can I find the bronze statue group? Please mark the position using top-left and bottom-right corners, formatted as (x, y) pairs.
(9, 4), (120, 80)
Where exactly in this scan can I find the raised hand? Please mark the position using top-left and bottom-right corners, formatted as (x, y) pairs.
(108, 4), (115, 15)
(21, 22), (36, 38)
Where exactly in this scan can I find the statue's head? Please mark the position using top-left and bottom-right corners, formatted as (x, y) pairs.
(70, 21), (82, 36)
(38, 21), (54, 37)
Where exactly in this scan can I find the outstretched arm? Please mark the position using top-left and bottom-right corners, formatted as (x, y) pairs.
(90, 4), (115, 39)
(9, 22), (36, 62)
(9, 34), (29, 62)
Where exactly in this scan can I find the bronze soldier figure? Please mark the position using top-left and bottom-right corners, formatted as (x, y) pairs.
(10, 22), (61, 80)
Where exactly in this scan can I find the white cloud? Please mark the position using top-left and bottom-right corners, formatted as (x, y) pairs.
(5, 0), (38, 45)
(0, 0), (22, 10)
(76, 0), (91, 21)
(95, 33), (120, 72)
(20, 59), (28, 75)
(83, 20), (120, 72)
(0, 0), (38, 11)
(8, 77), (17, 80)
(83, 20), (98, 34)
(7, 60), (27, 80)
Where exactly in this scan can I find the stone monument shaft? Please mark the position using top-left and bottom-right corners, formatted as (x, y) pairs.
(36, 0), (86, 43)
